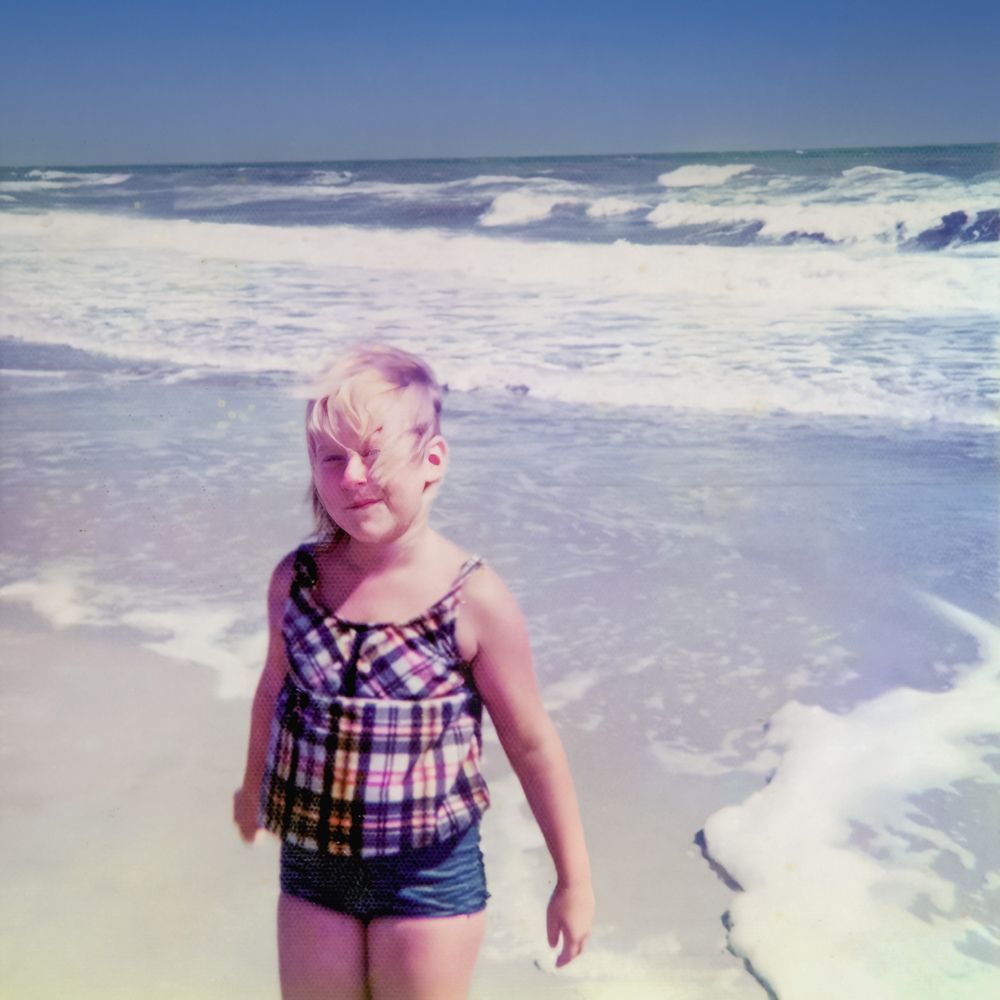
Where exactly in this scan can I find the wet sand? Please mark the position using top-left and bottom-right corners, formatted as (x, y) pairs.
(1, 371), (997, 998)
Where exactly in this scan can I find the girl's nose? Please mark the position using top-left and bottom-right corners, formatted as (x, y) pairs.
(342, 452), (368, 485)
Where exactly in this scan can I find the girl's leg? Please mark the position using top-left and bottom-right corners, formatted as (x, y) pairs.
(277, 892), (368, 1000)
(366, 911), (486, 1000)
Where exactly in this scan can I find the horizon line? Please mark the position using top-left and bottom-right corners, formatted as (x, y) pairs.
(2, 139), (997, 171)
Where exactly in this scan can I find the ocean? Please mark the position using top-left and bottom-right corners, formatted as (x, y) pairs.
(1, 145), (998, 998)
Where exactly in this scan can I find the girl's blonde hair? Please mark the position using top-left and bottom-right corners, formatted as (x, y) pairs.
(304, 344), (443, 543)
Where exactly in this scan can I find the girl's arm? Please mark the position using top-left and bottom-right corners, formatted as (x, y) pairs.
(233, 553), (295, 843)
(464, 566), (595, 967)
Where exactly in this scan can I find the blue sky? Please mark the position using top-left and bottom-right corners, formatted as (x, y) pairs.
(2, 0), (998, 165)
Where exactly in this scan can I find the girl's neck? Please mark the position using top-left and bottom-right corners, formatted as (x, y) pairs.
(341, 526), (438, 574)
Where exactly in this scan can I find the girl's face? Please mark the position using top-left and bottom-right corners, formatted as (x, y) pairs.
(310, 422), (445, 545)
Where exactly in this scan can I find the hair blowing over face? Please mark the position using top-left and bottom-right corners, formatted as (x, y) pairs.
(304, 345), (443, 543)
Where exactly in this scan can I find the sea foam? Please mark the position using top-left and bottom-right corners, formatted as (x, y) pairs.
(702, 595), (1000, 999)
(2, 212), (997, 427)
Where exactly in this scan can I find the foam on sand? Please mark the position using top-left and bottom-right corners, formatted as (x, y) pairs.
(0, 561), (103, 628)
(0, 561), (266, 699)
(701, 594), (1000, 999)
(479, 775), (754, 998)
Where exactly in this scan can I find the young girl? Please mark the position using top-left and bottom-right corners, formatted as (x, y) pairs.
(233, 344), (594, 1000)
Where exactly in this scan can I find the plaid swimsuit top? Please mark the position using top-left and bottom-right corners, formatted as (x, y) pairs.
(259, 544), (491, 858)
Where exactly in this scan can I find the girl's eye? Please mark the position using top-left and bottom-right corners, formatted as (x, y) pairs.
(323, 454), (345, 464)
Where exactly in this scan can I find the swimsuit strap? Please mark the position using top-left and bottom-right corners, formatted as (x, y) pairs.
(444, 555), (484, 600)
(292, 545), (319, 590)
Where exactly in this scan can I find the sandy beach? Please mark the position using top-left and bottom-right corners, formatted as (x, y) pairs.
(2, 364), (997, 997)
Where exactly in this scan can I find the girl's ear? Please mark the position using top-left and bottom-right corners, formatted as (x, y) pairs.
(424, 435), (448, 482)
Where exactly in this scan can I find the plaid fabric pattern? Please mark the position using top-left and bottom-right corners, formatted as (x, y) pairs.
(259, 545), (491, 857)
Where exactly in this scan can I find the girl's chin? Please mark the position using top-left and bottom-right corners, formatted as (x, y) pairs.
(337, 516), (424, 546)
(330, 502), (384, 527)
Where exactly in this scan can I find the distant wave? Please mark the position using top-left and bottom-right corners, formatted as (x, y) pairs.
(647, 198), (1000, 248)
(840, 165), (908, 181)
(31, 169), (131, 186)
(6, 158), (992, 256)
(28, 169), (92, 180)
(0, 170), (131, 193)
(464, 174), (526, 187)
(657, 164), (754, 187)
(478, 178), (588, 226)
(173, 173), (551, 212)
(173, 182), (352, 209)
(586, 197), (647, 218)
(649, 161), (1000, 247)
(174, 176), (464, 210)
(479, 190), (583, 226)
(309, 169), (352, 185)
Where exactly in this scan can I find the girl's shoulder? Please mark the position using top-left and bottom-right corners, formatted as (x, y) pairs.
(266, 549), (301, 626)
(453, 556), (521, 665)
(455, 560), (532, 671)
(457, 559), (525, 628)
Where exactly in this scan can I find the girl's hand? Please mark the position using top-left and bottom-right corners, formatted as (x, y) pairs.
(233, 786), (261, 843)
(547, 882), (595, 967)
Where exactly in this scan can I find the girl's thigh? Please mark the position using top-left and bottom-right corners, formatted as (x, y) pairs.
(277, 892), (367, 1000)
(366, 910), (487, 1000)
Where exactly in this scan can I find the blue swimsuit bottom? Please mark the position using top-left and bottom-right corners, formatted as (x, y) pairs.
(279, 822), (489, 921)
